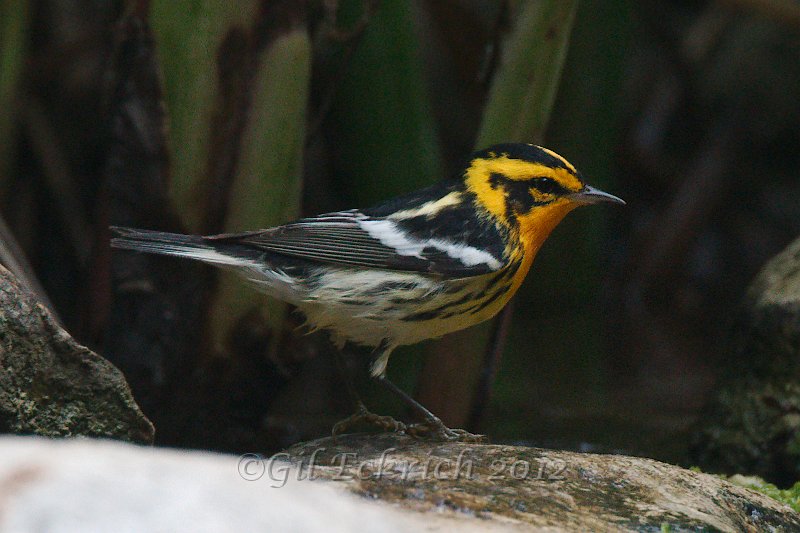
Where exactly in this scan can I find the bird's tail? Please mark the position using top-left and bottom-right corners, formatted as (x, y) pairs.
(110, 226), (254, 268)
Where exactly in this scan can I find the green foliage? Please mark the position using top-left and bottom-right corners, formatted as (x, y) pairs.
(209, 28), (311, 347)
(726, 475), (800, 513)
(326, 0), (442, 206)
(0, 0), (30, 191)
(477, 1), (578, 146)
(150, 2), (309, 352)
(150, 1), (262, 231)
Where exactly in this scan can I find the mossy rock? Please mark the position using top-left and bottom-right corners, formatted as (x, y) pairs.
(0, 265), (153, 442)
(284, 433), (800, 531)
(692, 236), (800, 486)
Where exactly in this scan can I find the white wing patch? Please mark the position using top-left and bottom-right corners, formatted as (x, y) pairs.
(356, 217), (502, 270)
(427, 238), (502, 269)
(356, 218), (425, 258)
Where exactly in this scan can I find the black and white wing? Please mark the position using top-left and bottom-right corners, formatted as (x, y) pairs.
(210, 208), (507, 277)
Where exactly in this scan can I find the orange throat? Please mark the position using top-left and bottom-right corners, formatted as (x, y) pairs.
(508, 200), (579, 294)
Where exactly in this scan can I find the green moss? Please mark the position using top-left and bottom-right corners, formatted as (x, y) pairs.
(691, 466), (800, 513)
(725, 475), (800, 514)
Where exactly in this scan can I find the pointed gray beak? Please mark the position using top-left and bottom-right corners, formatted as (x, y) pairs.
(570, 184), (626, 205)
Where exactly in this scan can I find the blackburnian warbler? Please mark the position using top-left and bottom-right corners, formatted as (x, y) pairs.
(111, 143), (624, 441)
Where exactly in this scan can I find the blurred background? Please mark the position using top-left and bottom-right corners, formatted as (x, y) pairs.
(1, 0), (799, 481)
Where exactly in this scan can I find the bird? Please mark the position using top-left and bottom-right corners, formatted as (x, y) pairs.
(111, 143), (624, 441)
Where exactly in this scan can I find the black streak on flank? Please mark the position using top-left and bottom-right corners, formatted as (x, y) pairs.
(469, 284), (511, 315)
(401, 292), (471, 321)
(343, 299), (371, 306)
(502, 260), (521, 281)
(485, 261), (518, 290)
(401, 310), (440, 322)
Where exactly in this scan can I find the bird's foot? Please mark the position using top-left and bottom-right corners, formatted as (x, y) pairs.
(332, 402), (407, 438)
(406, 417), (487, 443)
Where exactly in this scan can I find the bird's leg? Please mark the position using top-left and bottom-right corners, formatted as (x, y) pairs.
(330, 347), (407, 437)
(376, 376), (486, 443)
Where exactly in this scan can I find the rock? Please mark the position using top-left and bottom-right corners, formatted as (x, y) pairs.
(0, 436), (517, 533)
(0, 435), (796, 532)
(691, 237), (800, 486)
(0, 264), (153, 443)
(283, 433), (800, 531)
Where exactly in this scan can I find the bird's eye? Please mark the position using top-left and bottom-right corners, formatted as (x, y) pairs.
(531, 177), (560, 195)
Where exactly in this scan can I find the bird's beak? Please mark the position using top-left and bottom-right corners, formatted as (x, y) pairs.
(570, 184), (626, 205)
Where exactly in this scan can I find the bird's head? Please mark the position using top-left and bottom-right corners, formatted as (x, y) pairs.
(464, 143), (624, 250)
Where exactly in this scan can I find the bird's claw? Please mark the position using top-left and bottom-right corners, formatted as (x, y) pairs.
(406, 418), (487, 443)
(332, 404), (486, 443)
(332, 403), (407, 438)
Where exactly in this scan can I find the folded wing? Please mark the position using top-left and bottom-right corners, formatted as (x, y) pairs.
(208, 210), (505, 277)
